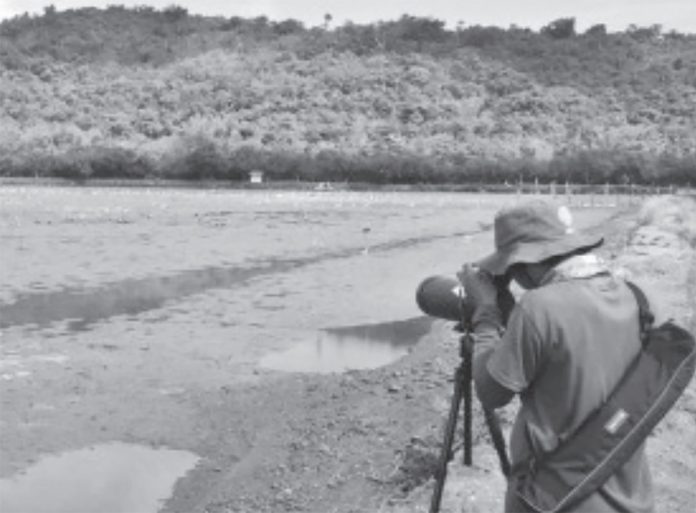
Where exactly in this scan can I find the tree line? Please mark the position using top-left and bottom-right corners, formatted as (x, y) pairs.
(0, 6), (694, 185)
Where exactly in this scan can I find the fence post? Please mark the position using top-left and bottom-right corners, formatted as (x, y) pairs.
(565, 181), (571, 204)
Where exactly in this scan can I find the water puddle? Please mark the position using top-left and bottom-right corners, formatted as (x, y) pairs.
(0, 229), (476, 330)
(0, 442), (198, 513)
(0, 264), (293, 331)
(260, 316), (434, 373)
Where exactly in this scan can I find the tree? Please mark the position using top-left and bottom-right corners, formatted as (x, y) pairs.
(273, 19), (304, 36)
(584, 24), (607, 37)
(252, 16), (269, 30)
(458, 25), (507, 47)
(541, 17), (576, 39)
(455, 20), (465, 44)
(395, 15), (447, 51)
(163, 5), (188, 23)
(223, 16), (244, 30)
(627, 24), (662, 41)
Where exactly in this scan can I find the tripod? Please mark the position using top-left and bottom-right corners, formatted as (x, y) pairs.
(429, 326), (511, 513)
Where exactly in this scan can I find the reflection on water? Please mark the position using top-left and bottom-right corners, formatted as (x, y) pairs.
(260, 317), (434, 373)
(0, 442), (198, 513)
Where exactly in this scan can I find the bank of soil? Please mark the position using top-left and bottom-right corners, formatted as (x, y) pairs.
(1, 194), (694, 513)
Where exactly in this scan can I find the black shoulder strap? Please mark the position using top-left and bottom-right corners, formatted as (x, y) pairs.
(625, 281), (655, 341)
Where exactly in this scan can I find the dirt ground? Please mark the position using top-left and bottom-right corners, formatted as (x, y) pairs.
(1, 192), (694, 513)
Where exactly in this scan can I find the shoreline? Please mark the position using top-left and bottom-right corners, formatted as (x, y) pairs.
(0, 176), (688, 196)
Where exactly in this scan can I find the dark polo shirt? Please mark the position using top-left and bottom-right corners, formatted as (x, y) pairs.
(474, 273), (654, 513)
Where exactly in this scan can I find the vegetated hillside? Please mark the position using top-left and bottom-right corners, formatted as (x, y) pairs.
(1, 6), (695, 184)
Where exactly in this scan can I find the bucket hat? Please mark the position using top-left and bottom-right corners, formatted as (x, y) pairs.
(477, 200), (603, 276)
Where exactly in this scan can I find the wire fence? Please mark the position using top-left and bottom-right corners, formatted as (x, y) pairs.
(0, 176), (692, 205)
(471, 181), (689, 207)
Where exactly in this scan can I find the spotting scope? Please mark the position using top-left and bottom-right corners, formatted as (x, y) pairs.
(415, 275), (474, 323)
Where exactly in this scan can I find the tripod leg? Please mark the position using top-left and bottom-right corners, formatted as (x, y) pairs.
(484, 409), (511, 477)
(462, 342), (472, 466)
(429, 365), (465, 513)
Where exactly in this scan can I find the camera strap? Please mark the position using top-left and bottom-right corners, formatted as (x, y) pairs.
(513, 281), (696, 512)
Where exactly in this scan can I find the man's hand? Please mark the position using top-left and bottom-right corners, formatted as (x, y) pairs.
(458, 264), (498, 309)
(494, 274), (516, 325)
(458, 265), (516, 331)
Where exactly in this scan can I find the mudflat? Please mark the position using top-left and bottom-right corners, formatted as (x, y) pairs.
(1, 187), (693, 512)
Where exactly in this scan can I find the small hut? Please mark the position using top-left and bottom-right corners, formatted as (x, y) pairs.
(249, 170), (264, 184)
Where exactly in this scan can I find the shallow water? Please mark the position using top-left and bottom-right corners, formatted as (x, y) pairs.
(0, 231), (472, 330)
(260, 316), (434, 373)
(0, 187), (501, 305)
(0, 442), (198, 513)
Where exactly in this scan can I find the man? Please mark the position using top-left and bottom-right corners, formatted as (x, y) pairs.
(459, 200), (654, 512)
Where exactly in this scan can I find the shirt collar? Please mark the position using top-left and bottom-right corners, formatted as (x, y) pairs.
(541, 253), (609, 285)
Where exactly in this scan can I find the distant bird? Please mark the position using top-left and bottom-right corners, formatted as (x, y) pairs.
(362, 227), (371, 255)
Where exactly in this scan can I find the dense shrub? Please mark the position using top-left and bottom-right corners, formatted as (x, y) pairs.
(8, 144), (693, 187)
(88, 147), (153, 178)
